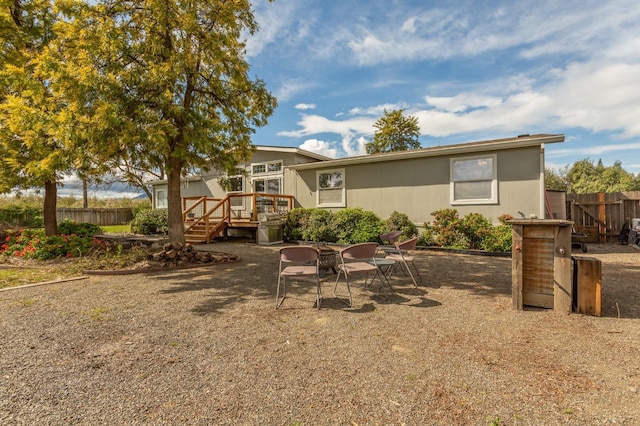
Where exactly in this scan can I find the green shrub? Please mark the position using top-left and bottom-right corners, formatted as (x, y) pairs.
(283, 208), (311, 241)
(0, 205), (43, 228)
(384, 211), (418, 241)
(302, 209), (335, 242)
(130, 209), (168, 235)
(1, 228), (94, 260)
(428, 209), (467, 248)
(57, 220), (102, 238)
(460, 213), (493, 250)
(480, 224), (513, 252)
(420, 209), (512, 252)
(330, 208), (384, 244)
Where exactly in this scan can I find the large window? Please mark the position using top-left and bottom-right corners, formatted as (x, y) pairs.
(254, 177), (281, 194)
(155, 188), (167, 209)
(450, 155), (497, 204)
(317, 169), (345, 207)
(226, 174), (244, 209)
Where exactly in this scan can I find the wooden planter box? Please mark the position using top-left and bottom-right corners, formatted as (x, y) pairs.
(510, 219), (573, 312)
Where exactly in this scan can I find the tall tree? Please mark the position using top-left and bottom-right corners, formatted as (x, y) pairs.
(0, 0), (66, 235)
(54, 0), (277, 243)
(365, 109), (421, 154)
(550, 158), (638, 193)
(544, 166), (569, 191)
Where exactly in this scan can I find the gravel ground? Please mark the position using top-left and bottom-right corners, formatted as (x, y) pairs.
(1, 241), (639, 425)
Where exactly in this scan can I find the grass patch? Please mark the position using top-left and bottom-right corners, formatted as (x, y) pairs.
(0, 246), (154, 289)
(0, 268), (69, 289)
(101, 224), (132, 234)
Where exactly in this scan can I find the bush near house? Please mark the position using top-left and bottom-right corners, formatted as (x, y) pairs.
(283, 207), (511, 251)
(330, 208), (385, 244)
(384, 211), (419, 241)
(130, 209), (168, 235)
(420, 209), (512, 252)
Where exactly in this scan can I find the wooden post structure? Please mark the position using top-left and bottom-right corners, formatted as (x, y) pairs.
(510, 219), (573, 312)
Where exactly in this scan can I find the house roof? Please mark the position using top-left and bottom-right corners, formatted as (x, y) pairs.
(255, 145), (334, 161)
(287, 133), (564, 170)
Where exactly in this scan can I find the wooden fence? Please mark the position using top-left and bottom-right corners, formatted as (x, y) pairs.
(56, 208), (133, 226)
(566, 192), (640, 243)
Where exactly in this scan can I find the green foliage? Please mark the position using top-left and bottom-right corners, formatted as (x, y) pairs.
(365, 109), (421, 154)
(283, 208), (311, 241)
(1, 228), (94, 260)
(425, 209), (467, 248)
(303, 209), (336, 242)
(51, 0), (278, 243)
(420, 209), (512, 252)
(384, 211), (418, 241)
(460, 213), (493, 250)
(57, 220), (102, 238)
(284, 207), (385, 244)
(283, 208), (335, 242)
(130, 209), (168, 235)
(331, 208), (385, 244)
(0, 205), (44, 228)
(546, 158), (639, 193)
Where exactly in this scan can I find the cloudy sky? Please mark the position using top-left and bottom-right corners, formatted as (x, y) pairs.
(246, 0), (640, 173)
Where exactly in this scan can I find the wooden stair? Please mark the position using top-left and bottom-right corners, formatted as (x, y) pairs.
(184, 219), (228, 244)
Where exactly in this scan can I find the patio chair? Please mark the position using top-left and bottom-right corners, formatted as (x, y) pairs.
(378, 230), (403, 255)
(385, 237), (422, 288)
(334, 242), (385, 307)
(276, 246), (322, 309)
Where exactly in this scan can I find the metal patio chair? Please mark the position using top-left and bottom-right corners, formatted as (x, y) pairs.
(276, 246), (322, 309)
(334, 242), (386, 307)
(385, 237), (422, 288)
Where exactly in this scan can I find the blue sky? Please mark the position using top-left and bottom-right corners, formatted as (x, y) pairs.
(245, 0), (640, 173)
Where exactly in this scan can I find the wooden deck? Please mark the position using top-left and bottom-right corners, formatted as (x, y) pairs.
(182, 193), (292, 244)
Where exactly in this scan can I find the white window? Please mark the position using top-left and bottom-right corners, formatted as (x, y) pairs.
(226, 174), (245, 209)
(155, 188), (167, 209)
(450, 155), (498, 204)
(252, 161), (282, 176)
(317, 169), (345, 207)
(254, 177), (281, 194)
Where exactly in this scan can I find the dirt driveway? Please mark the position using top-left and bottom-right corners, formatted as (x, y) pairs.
(1, 241), (639, 425)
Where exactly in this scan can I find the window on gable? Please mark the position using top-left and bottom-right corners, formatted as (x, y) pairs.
(450, 155), (498, 205)
(252, 161), (282, 176)
(317, 169), (345, 207)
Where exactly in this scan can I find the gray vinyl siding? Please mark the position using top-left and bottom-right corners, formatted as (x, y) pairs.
(288, 146), (543, 225)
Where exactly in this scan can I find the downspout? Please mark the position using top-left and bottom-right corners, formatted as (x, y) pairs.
(539, 144), (546, 219)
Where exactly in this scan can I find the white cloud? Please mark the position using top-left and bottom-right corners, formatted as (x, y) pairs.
(425, 93), (503, 113)
(548, 140), (640, 159)
(274, 79), (316, 102)
(277, 114), (375, 138)
(348, 103), (407, 116)
(299, 139), (338, 158)
(551, 62), (640, 138)
(295, 103), (316, 110)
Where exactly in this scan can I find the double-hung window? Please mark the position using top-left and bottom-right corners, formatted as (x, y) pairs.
(317, 169), (345, 207)
(155, 188), (168, 209)
(226, 173), (245, 209)
(450, 155), (498, 204)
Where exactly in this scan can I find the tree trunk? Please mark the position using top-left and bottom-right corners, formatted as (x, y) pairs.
(167, 155), (185, 245)
(82, 178), (88, 208)
(43, 180), (57, 236)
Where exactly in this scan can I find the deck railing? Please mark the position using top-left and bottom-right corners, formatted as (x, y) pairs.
(182, 193), (294, 240)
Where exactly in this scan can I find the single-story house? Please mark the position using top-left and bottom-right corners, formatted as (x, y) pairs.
(149, 133), (564, 242)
